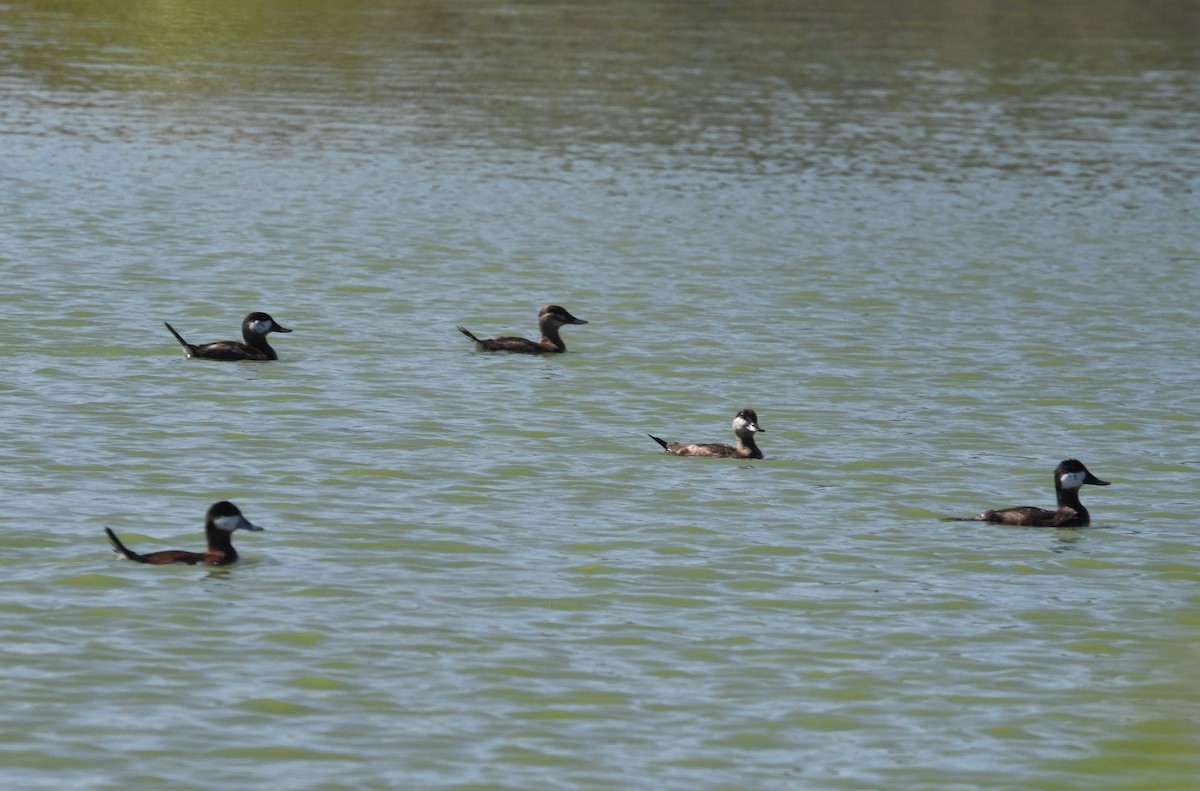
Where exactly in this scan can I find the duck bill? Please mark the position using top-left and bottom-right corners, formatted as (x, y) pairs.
(238, 516), (265, 532)
(1085, 472), (1109, 486)
(214, 514), (265, 532)
(273, 324), (293, 333)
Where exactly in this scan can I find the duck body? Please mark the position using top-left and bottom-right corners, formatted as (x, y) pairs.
(650, 409), (765, 460)
(105, 501), (264, 566)
(165, 312), (292, 361)
(970, 459), (1110, 527)
(977, 505), (1086, 527)
(457, 304), (587, 354)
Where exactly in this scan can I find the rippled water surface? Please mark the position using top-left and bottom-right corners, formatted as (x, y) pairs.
(3, 1), (1200, 788)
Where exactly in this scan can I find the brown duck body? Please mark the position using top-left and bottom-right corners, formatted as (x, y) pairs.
(165, 312), (292, 361)
(457, 305), (588, 354)
(650, 409), (765, 460)
(969, 459), (1110, 527)
(105, 501), (264, 566)
(978, 505), (1088, 527)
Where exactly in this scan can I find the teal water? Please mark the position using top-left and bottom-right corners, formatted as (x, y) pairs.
(2, 1), (1200, 789)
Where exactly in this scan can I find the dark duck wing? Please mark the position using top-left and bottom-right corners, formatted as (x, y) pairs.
(975, 506), (1059, 526)
(648, 436), (739, 457)
(189, 341), (269, 361)
(458, 326), (541, 353)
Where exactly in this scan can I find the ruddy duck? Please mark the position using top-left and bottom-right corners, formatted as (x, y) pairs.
(164, 312), (292, 361)
(105, 501), (264, 565)
(649, 409), (765, 460)
(958, 459), (1110, 527)
(457, 304), (588, 354)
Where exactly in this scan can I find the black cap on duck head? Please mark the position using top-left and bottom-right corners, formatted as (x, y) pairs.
(207, 501), (264, 532)
(244, 312), (292, 334)
(541, 305), (587, 325)
(1055, 459), (1109, 490)
(734, 409), (763, 432)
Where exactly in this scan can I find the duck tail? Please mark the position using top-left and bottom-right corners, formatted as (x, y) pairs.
(105, 528), (148, 563)
(456, 325), (481, 343)
(648, 435), (670, 450)
(163, 322), (195, 356)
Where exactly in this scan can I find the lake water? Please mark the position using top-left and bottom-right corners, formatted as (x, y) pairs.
(2, 1), (1199, 788)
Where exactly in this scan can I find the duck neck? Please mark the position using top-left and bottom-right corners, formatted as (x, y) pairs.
(242, 329), (278, 360)
(205, 523), (238, 560)
(735, 431), (763, 459)
(539, 325), (566, 352)
(1055, 486), (1088, 521)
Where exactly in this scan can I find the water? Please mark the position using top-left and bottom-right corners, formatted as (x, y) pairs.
(3, 1), (1200, 788)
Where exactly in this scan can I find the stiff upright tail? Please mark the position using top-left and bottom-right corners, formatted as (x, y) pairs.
(648, 434), (670, 450)
(456, 325), (482, 344)
(163, 322), (195, 356)
(105, 528), (148, 563)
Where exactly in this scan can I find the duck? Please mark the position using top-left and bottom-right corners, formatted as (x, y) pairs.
(457, 304), (588, 354)
(164, 312), (292, 361)
(105, 501), (264, 565)
(960, 459), (1110, 527)
(649, 409), (765, 459)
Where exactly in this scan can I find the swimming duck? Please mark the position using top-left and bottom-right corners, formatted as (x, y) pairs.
(164, 312), (292, 361)
(105, 501), (264, 565)
(961, 459), (1110, 527)
(649, 409), (765, 460)
(457, 304), (588, 354)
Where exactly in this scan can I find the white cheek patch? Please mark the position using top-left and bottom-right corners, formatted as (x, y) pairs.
(1060, 471), (1087, 489)
(248, 319), (273, 334)
(213, 515), (244, 532)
